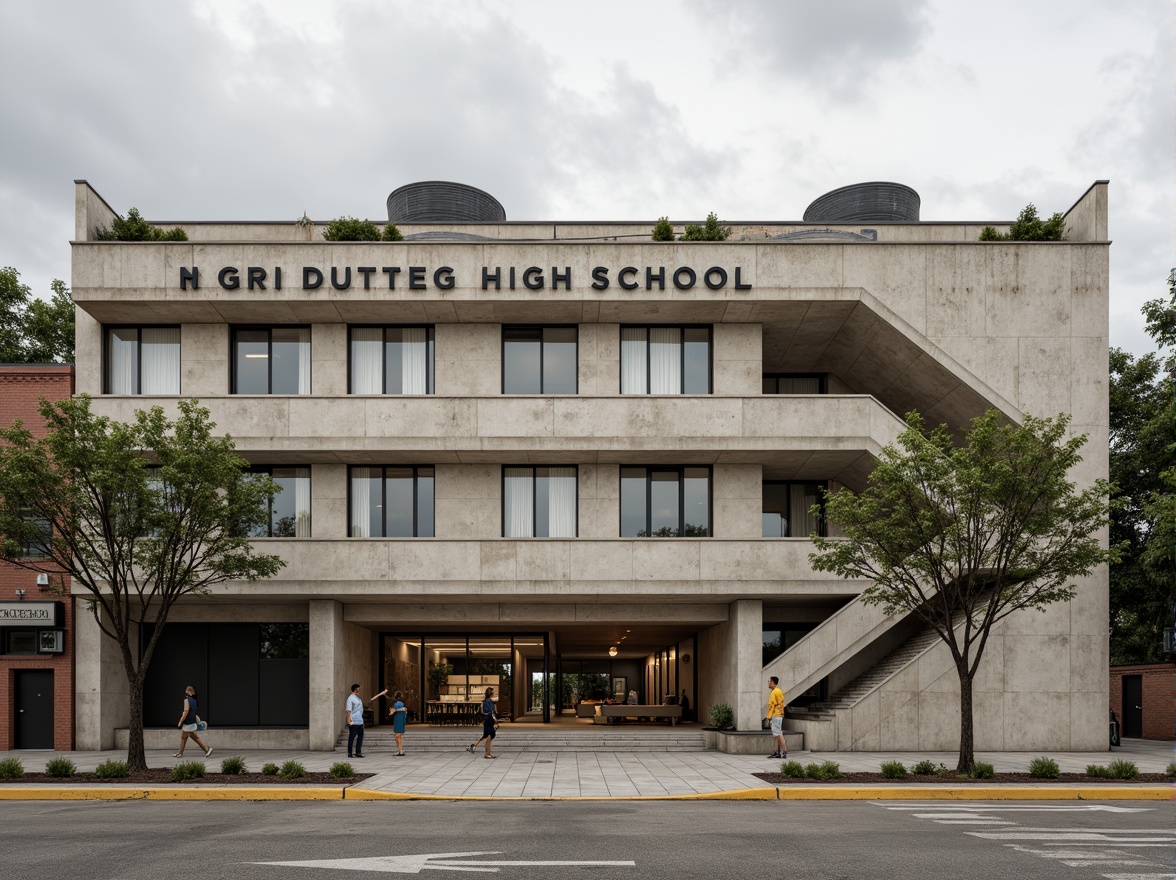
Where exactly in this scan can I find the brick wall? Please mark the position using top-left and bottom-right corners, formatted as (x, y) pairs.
(0, 366), (75, 751)
(1109, 663), (1176, 742)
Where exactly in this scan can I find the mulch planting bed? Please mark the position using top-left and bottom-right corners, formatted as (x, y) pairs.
(755, 771), (1171, 785)
(2, 771), (374, 785)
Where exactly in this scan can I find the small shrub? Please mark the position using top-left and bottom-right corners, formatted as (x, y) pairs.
(169, 761), (206, 782)
(911, 759), (945, 776)
(979, 203), (1066, 242)
(1085, 763), (1109, 778)
(804, 761), (841, 781)
(330, 762), (355, 778)
(1165, 761), (1176, 778)
(880, 760), (908, 779)
(279, 760), (306, 779)
(45, 757), (76, 778)
(94, 759), (130, 779)
(0, 757), (24, 779)
(220, 756), (246, 775)
(382, 224), (404, 242)
(322, 217), (381, 242)
(679, 212), (731, 242)
(1028, 757), (1060, 779)
(261, 763), (279, 776)
(707, 703), (734, 730)
(94, 207), (188, 242)
(651, 217), (675, 241)
(779, 760), (806, 778)
(970, 762), (995, 779)
(1105, 759), (1139, 780)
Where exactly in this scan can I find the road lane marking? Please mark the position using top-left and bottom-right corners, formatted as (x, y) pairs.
(253, 851), (636, 874)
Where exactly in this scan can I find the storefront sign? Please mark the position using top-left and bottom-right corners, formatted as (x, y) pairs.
(0, 601), (61, 626)
(178, 264), (753, 293)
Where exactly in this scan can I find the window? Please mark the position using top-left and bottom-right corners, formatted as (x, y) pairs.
(105, 327), (180, 394)
(232, 327), (310, 394)
(246, 467), (311, 537)
(620, 467), (711, 537)
(503, 326), (577, 394)
(762, 374), (825, 394)
(350, 326), (434, 394)
(621, 326), (711, 394)
(350, 466), (434, 537)
(19, 515), (51, 558)
(3, 630), (37, 654)
(762, 481), (825, 537)
(503, 466), (577, 537)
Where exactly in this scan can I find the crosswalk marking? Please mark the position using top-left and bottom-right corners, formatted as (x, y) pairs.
(969, 833), (1175, 843)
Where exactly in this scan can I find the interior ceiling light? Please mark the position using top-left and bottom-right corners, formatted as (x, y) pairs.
(608, 646), (618, 657)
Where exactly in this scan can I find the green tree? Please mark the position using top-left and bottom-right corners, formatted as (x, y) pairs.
(980, 203), (1066, 241)
(810, 409), (1116, 773)
(382, 223), (404, 242)
(651, 217), (675, 241)
(0, 398), (284, 770)
(0, 268), (74, 363)
(322, 216), (382, 241)
(679, 212), (731, 241)
(94, 207), (188, 241)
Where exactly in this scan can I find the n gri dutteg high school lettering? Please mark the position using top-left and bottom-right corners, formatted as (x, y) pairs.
(69, 179), (1111, 753)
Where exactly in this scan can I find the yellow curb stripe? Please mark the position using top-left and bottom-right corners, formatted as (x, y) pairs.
(345, 786), (780, 801)
(772, 786), (1174, 801)
(0, 787), (344, 801)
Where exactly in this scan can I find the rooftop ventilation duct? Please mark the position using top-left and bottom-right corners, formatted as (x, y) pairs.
(803, 182), (920, 223)
(387, 181), (506, 223)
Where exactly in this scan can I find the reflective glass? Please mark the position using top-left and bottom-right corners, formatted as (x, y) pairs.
(385, 467), (416, 537)
(683, 467), (709, 536)
(543, 327), (577, 393)
(683, 328), (710, 394)
(503, 328), (542, 394)
(234, 330), (270, 394)
(620, 467), (647, 537)
(650, 470), (680, 536)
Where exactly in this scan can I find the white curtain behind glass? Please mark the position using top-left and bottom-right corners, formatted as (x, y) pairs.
(108, 329), (137, 394)
(351, 329), (383, 393)
(649, 328), (681, 394)
(503, 468), (534, 537)
(140, 328), (180, 394)
(294, 467), (311, 537)
(546, 467), (576, 537)
(350, 468), (372, 537)
(295, 328), (311, 393)
(789, 484), (819, 537)
(402, 327), (427, 394)
(620, 328), (647, 394)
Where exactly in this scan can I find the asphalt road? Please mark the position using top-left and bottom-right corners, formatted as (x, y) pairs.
(6, 800), (1174, 879)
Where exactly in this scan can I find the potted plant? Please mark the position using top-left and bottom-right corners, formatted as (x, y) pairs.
(428, 661), (453, 694)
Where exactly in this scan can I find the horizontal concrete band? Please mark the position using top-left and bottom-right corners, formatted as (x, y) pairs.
(0, 785), (1167, 802)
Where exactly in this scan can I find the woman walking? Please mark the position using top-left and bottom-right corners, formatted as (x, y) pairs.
(174, 685), (212, 758)
(390, 691), (408, 756)
(466, 686), (499, 758)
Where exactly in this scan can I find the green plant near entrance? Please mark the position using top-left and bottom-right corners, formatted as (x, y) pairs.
(0, 757), (23, 779)
(45, 757), (76, 777)
(220, 756), (246, 775)
(880, 760), (908, 779)
(804, 760), (841, 780)
(95, 759), (130, 779)
(169, 760), (206, 782)
(330, 762), (355, 778)
(1028, 756), (1060, 778)
(428, 661), (454, 692)
(279, 760), (307, 779)
(707, 703), (734, 729)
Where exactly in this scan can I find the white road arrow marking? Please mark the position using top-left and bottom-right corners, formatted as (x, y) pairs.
(881, 804), (1151, 813)
(252, 851), (636, 874)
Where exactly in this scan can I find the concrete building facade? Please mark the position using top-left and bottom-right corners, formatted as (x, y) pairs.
(68, 179), (1111, 753)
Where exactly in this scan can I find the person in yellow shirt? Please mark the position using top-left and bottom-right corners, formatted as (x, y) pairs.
(766, 676), (786, 759)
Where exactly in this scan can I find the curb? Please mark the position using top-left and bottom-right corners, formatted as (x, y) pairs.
(0, 785), (1169, 802)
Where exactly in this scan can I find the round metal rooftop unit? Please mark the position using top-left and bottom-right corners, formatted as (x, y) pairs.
(803, 182), (920, 223)
(386, 181), (506, 223)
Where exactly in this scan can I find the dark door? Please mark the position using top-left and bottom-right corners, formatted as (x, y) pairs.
(14, 670), (54, 749)
(1122, 674), (1143, 738)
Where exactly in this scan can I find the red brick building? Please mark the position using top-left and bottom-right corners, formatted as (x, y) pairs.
(1109, 663), (1176, 742)
(0, 364), (74, 750)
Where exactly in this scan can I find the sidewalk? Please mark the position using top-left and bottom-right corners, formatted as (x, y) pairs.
(0, 739), (1171, 801)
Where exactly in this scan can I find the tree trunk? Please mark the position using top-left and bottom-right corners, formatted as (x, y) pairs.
(955, 663), (975, 775)
(126, 675), (147, 771)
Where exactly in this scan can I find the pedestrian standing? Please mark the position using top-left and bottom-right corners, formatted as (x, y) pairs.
(390, 691), (408, 756)
(766, 675), (786, 759)
(345, 683), (365, 758)
(174, 685), (212, 758)
(466, 686), (499, 758)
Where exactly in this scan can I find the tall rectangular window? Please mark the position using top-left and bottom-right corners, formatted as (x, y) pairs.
(620, 326), (710, 394)
(503, 326), (577, 394)
(232, 327), (311, 394)
(349, 466), (434, 537)
(350, 326), (434, 394)
(762, 481), (825, 537)
(503, 466), (577, 537)
(762, 374), (825, 394)
(105, 327), (180, 394)
(19, 515), (52, 558)
(246, 467), (311, 537)
(620, 466), (711, 537)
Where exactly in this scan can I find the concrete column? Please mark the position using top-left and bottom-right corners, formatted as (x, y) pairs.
(74, 604), (130, 750)
(697, 598), (762, 731)
(309, 599), (344, 750)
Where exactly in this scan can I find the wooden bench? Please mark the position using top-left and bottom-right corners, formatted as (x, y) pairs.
(594, 704), (682, 725)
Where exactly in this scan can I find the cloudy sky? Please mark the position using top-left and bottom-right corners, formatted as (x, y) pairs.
(1, 0), (1171, 354)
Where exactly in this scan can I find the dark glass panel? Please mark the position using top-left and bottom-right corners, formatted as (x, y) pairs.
(271, 328), (307, 394)
(534, 467), (550, 538)
(503, 327), (542, 394)
(620, 467), (647, 537)
(649, 470), (681, 537)
(385, 467), (416, 537)
(543, 327), (577, 394)
(234, 330), (269, 394)
(682, 467), (710, 536)
(416, 468), (435, 537)
(683, 328), (710, 394)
